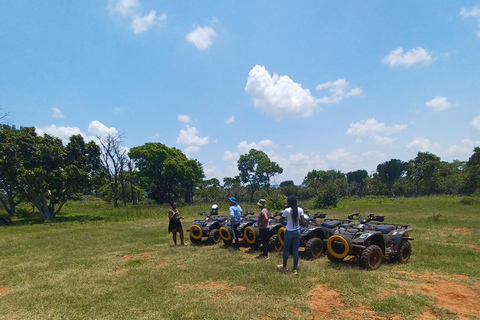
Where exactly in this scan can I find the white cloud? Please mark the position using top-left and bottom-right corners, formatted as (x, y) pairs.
(131, 11), (166, 34)
(51, 108), (65, 119)
(471, 115), (480, 131)
(237, 140), (274, 153)
(226, 116), (235, 124)
(346, 118), (407, 144)
(223, 150), (239, 161)
(407, 138), (441, 153)
(178, 115), (191, 123)
(245, 65), (318, 119)
(35, 125), (85, 144)
(109, 0), (166, 34)
(186, 26), (217, 50)
(316, 79), (362, 104)
(446, 139), (480, 156)
(460, 6), (480, 37)
(425, 96), (453, 111)
(88, 120), (119, 139)
(382, 47), (433, 68)
(176, 125), (209, 153)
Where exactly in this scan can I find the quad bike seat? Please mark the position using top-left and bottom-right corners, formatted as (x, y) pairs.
(216, 217), (227, 222)
(375, 225), (395, 234)
(321, 221), (342, 228)
(250, 217), (258, 223)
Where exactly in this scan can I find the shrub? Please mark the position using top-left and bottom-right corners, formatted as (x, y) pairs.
(313, 182), (338, 209)
(459, 197), (476, 205)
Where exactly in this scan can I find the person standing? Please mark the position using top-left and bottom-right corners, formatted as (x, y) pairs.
(257, 199), (270, 259)
(228, 197), (243, 251)
(168, 201), (185, 246)
(277, 196), (304, 274)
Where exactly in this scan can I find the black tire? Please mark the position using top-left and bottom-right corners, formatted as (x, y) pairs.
(244, 226), (259, 246)
(190, 235), (202, 244)
(327, 251), (344, 263)
(304, 238), (324, 260)
(268, 234), (283, 252)
(208, 229), (221, 244)
(360, 245), (383, 270)
(395, 240), (412, 263)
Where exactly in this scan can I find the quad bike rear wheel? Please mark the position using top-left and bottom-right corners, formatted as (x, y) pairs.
(395, 240), (411, 263)
(360, 245), (383, 270)
(304, 237), (324, 260)
(208, 228), (221, 244)
(268, 234), (283, 252)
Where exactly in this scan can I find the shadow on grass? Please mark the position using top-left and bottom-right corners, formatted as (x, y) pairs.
(10, 214), (105, 226)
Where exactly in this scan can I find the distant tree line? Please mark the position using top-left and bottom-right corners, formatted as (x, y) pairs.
(1, 124), (479, 220)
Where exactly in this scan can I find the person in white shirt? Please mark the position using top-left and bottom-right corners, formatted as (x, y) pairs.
(277, 196), (304, 274)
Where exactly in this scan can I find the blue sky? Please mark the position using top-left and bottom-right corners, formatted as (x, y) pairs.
(1, 1), (480, 184)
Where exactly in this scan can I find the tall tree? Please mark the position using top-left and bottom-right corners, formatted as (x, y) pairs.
(408, 152), (441, 196)
(0, 125), (36, 217)
(98, 133), (129, 207)
(25, 134), (100, 220)
(129, 143), (204, 204)
(237, 149), (283, 202)
(376, 159), (407, 197)
(346, 169), (368, 197)
(464, 147), (480, 194)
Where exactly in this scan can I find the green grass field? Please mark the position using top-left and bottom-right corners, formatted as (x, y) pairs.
(1, 196), (479, 320)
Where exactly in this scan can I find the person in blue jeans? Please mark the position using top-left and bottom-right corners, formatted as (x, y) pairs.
(228, 196), (243, 251)
(277, 196), (305, 274)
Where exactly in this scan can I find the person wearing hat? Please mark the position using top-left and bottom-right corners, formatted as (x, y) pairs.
(228, 197), (243, 251)
(257, 199), (270, 259)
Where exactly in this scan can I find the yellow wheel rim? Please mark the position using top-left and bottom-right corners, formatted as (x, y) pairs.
(327, 235), (349, 259)
(189, 225), (203, 240)
(244, 226), (256, 244)
(278, 227), (286, 246)
(219, 227), (232, 241)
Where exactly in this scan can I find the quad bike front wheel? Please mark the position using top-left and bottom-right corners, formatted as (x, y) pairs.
(327, 235), (350, 259)
(189, 225), (203, 240)
(208, 228), (221, 244)
(268, 234), (283, 252)
(360, 245), (383, 270)
(219, 227), (232, 241)
(244, 226), (259, 246)
(304, 238), (324, 260)
(395, 240), (411, 263)
(278, 227), (286, 245)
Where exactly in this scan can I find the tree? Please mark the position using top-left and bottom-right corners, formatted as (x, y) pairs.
(346, 169), (368, 197)
(464, 147), (480, 194)
(376, 159), (407, 197)
(407, 152), (441, 196)
(0, 125), (36, 217)
(197, 178), (223, 203)
(279, 180), (299, 197)
(25, 134), (100, 220)
(237, 149), (283, 202)
(128, 143), (204, 204)
(303, 169), (347, 197)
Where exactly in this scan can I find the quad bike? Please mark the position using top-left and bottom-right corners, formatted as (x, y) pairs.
(277, 213), (352, 259)
(218, 211), (256, 246)
(243, 212), (284, 251)
(326, 213), (414, 270)
(189, 204), (228, 244)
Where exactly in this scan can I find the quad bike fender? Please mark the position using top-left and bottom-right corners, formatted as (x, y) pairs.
(302, 227), (326, 241)
(391, 228), (414, 246)
(207, 221), (221, 231)
(362, 234), (386, 254)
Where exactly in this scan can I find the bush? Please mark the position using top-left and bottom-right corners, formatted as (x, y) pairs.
(313, 182), (338, 209)
(266, 192), (287, 212)
(459, 197), (476, 205)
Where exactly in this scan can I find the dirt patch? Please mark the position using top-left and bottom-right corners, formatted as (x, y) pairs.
(306, 284), (343, 314)
(290, 306), (302, 316)
(468, 244), (480, 252)
(114, 267), (129, 274)
(121, 251), (154, 261)
(452, 228), (474, 235)
(176, 264), (185, 269)
(0, 286), (11, 295)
